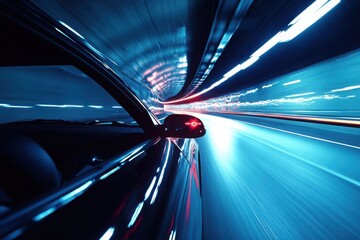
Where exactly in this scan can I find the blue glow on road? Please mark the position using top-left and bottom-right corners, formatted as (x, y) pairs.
(195, 113), (360, 239)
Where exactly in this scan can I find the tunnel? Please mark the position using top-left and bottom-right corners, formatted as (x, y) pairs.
(0, 0), (360, 239)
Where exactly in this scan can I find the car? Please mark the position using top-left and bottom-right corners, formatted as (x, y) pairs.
(0, 1), (205, 239)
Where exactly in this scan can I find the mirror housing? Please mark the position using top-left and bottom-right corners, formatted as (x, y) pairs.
(162, 114), (206, 138)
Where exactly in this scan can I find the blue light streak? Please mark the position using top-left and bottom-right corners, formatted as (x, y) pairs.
(33, 207), (57, 222)
(144, 176), (157, 201)
(59, 180), (93, 205)
(151, 140), (171, 205)
(100, 166), (121, 180)
(128, 202), (144, 228)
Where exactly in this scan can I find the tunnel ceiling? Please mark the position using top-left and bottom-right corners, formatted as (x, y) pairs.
(31, 0), (360, 103)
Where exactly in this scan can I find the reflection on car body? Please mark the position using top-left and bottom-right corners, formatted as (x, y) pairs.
(0, 2), (205, 239)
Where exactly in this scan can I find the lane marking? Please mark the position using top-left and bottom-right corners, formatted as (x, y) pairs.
(240, 121), (360, 150)
(223, 118), (360, 187)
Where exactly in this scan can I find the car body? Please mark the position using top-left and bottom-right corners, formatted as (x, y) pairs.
(0, 1), (205, 239)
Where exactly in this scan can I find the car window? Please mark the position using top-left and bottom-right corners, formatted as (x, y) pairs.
(0, 65), (137, 125)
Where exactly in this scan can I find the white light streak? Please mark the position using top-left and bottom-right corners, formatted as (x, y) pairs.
(0, 103), (33, 108)
(251, 32), (284, 58)
(37, 104), (84, 108)
(88, 105), (104, 109)
(330, 85), (360, 93)
(286, 92), (315, 98)
(262, 83), (276, 89)
(100, 227), (115, 240)
(59, 20), (84, 39)
(283, 79), (301, 86)
(281, 0), (341, 42)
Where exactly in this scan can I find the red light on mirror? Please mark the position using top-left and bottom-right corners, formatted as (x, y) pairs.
(185, 121), (202, 127)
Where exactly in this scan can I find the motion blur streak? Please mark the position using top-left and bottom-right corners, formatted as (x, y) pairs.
(194, 113), (360, 239)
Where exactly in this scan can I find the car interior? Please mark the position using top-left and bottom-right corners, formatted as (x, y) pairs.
(0, 10), (149, 216)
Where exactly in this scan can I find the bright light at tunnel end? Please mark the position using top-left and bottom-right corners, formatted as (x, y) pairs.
(162, 0), (341, 105)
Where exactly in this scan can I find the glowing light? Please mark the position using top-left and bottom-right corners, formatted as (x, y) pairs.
(84, 42), (104, 57)
(55, 28), (68, 38)
(128, 202), (144, 228)
(59, 20), (84, 39)
(286, 92), (315, 98)
(33, 207), (56, 222)
(223, 57), (259, 78)
(60, 181), (93, 205)
(179, 56), (187, 63)
(100, 166), (121, 180)
(144, 176), (157, 201)
(151, 140), (171, 204)
(280, 0), (341, 42)
(37, 104), (84, 108)
(289, 0), (328, 26)
(185, 121), (202, 127)
(251, 32), (284, 58)
(100, 227), (115, 240)
(162, 0), (341, 104)
(0, 103), (32, 108)
(283, 79), (301, 86)
(88, 105), (104, 109)
(262, 83), (276, 89)
(169, 230), (177, 240)
(330, 85), (360, 92)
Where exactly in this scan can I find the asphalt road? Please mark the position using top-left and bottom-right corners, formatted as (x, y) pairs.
(193, 113), (360, 240)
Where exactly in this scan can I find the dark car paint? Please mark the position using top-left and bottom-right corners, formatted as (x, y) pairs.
(0, 1), (203, 239)
(2, 138), (201, 240)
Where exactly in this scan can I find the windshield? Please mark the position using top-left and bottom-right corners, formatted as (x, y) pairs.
(0, 65), (137, 125)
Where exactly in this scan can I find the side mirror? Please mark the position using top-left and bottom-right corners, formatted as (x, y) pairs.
(162, 114), (206, 138)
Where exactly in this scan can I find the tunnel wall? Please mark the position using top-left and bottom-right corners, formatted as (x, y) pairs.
(167, 48), (360, 120)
